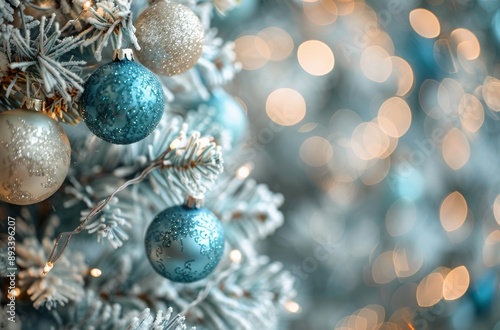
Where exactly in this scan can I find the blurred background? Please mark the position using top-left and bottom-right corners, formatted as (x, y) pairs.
(214, 0), (500, 329)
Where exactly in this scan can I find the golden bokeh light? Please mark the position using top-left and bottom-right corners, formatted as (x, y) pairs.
(303, 0), (338, 26)
(257, 27), (294, 61)
(335, 0), (355, 15)
(393, 247), (424, 278)
(335, 314), (369, 330)
(483, 230), (500, 267)
(442, 128), (470, 170)
(451, 28), (480, 60)
(377, 97), (412, 138)
(297, 40), (335, 76)
(409, 9), (440, 38)
(372, 251), (397, 284)
(442, 266), (470, 301)
(360, 46), (393, 83)
(440, 191), (468, 232)
(300, 136), (334, 167)
(234, 35), (271, 70)
(494, 194), (500, 225)
(355, 305), (385, 330)
(391, 56), (414, 97)
(416, 272), (444, 307)
(459, 94), (484, 133)
(379, 134), (399, 158)
(351, 122), (391, 160)
(482, 76), (500, 111)
(266, 88), (306, 126)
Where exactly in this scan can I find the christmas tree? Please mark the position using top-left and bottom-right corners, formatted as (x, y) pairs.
(0, 0), (296, 329)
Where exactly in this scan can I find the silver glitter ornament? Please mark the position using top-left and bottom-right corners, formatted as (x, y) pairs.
(134, 0), (204, 76)
(0, 109), (71, 205)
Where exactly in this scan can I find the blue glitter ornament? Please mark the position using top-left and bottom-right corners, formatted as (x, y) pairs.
(145, 205), (225, 283)
(205, 89), (247, 147)
(80, 49), (164, 144)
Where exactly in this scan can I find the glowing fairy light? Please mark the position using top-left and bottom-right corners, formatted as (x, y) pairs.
(41, 262), (53, 276)
(284, 300), (301, 313)
(236, 163), (253, 179)
(90, 268), (102, 277)
(229, 250), (242, 263)
(7, 288), (20, 299)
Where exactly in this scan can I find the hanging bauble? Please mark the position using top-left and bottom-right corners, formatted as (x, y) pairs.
(0, 105), (71, 205)
(80, 49), (165, 144)
(205, 89), (248, 147)
(144, 203), (225, 283)
(134, 0), (204, 76)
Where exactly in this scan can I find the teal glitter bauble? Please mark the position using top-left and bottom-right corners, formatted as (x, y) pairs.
(80, 58), (164, 144)
(145, 205), (225, 283)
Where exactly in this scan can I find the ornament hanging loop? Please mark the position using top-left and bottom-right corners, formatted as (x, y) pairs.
(21, 96), (45, 112)
(185, 194), (204, 209)
(113, 48), (134, 61)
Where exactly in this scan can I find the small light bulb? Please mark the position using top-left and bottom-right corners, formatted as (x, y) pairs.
(236, 163), (253, 179)
(42, 262), (53, 276)
(284, 300), (301, 313)
(170, 138), (181, 149)
(7, 287), (20, 299)
(90, 268), (102, 277)
(229, 249), (242, 263)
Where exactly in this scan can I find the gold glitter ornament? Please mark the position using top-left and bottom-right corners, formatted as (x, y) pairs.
(134, 0), (204, 76)
(0, 109), (71, 205)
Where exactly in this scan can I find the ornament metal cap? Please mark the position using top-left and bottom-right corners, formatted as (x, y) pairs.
(113, 49), (134, 61)
(21, 96), (45, 112)
(185, 195), (204, 209)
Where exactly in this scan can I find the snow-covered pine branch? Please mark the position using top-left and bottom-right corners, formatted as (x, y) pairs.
(1, 13), (85, 123)
(68, 290), (192, 330)
(0, 0), (19, 25)
(78, 0), (139, 61)
(177, 256), (296, 330)
(207, 175), (284, 259)
(16, 237), (86, 309)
